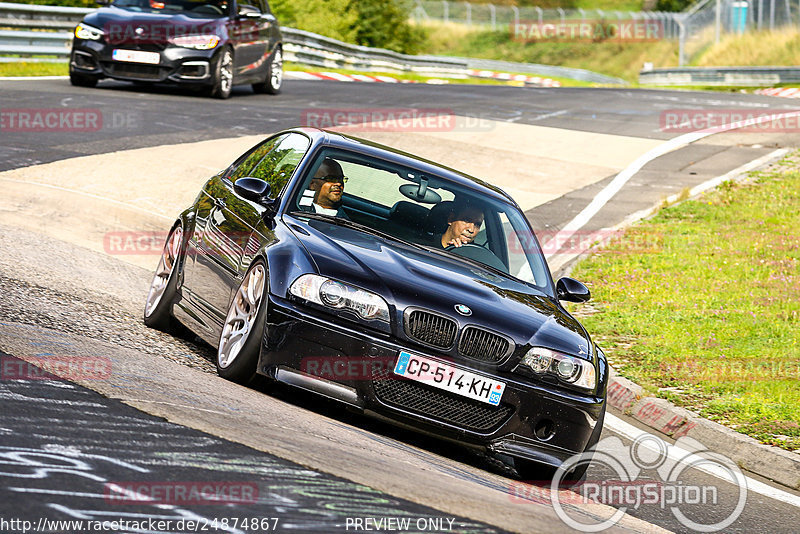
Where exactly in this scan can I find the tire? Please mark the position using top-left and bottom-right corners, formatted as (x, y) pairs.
(206, 47), (233, 99)
(252, 46), (282, 95)
(143, 225), (184, 331)
(69, 71), (98, 88)
(216, 260), (268, 384)
(515, 404), (606, 484)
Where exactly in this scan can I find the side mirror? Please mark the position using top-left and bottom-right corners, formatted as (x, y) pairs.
(234, 177), (272, 205)
(556, 277), (591, 303)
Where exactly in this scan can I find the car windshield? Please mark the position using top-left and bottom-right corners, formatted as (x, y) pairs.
(287, 148), (552, 292)
(112, 0), (229, 17)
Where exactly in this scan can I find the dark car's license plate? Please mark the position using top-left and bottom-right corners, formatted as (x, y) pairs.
(393, 351), (506, 406)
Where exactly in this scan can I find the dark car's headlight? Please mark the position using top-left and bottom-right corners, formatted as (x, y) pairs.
(289, 274), (390, 322)
(520, 347), (597, 391)
(168, 35), (220, 50)
(75, 23), (104, 41)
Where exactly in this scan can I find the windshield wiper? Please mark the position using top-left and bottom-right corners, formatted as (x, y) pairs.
(287, 211), (428, 251)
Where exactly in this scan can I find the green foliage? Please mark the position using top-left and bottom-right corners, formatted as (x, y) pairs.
(350, 0), (425, 54)
(655, 0), (694, 12)
(273, 0), (422, 54)
(273, 0), (358, 43)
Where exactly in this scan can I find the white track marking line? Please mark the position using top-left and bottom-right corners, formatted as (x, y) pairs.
(555, 110), (800, 253)
(606, 413), (800, 508)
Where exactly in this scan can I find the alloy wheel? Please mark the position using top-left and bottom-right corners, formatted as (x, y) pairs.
(218, 264), (266, 368)
(219, 49), (233, 95)
(270, 48), (283, 91)
(145, 226), (183, 317)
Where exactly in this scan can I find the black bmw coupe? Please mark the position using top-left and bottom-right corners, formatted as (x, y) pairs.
(70, 0), (282, 98)
(144, 128), (608, 479)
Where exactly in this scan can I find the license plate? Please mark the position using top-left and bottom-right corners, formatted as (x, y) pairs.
(112, 49), (160, 65)
(393, 351), (506, 406)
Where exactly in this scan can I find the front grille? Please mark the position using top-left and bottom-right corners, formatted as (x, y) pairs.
(103, 63), (166, 80)
(404, 309), (457, 349)
(110, 42), (167, 52)
(373, 368), (514, 432)
(458, 327), (513, 363)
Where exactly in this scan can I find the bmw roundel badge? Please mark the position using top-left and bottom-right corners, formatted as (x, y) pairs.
(454, 304), (472, 316)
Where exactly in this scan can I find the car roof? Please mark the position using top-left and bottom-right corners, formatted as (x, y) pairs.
(287, 127), (519, 207)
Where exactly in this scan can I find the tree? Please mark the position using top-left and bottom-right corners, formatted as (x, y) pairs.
(655, 0), (694, 11)
(350, 0), (424, 54)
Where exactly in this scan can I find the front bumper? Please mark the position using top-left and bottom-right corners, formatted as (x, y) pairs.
(71, 40), (216, 84)
(260, 294), (606, 467)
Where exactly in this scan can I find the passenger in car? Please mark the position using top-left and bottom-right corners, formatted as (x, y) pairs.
(433, 202), (484, 249)
(309, 158), (349, 218)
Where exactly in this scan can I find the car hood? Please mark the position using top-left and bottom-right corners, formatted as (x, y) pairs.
(286, 217), (592, 358)
(83, 7), (224, 38)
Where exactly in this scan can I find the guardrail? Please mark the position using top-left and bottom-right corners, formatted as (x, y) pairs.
(639, 66), (800, 87)
(0, 1), (625, 84)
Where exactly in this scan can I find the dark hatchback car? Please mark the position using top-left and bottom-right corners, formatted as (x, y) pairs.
(70, 0), (282, 98)
(144, 128), (607, 478)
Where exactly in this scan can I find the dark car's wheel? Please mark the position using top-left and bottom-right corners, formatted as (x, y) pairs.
(206, 47), (233, 99)
(515, 404), (606, 484)
(216, 260), (267, 383)
(69, 70), (99, 88)
(252, 46), (282, 95)
(143, 224), (184, 330)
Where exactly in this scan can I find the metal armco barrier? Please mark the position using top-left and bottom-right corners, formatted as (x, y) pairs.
(640, 66), (800, 87)
(0, 0), (624, 84)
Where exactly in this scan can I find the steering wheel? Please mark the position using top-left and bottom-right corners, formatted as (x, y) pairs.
(444, 242), (507, 272)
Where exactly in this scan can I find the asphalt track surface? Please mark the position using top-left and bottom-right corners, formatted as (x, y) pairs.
(1, 78), (800, 533)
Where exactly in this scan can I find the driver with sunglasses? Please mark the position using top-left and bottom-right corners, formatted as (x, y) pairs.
(309, 158), (349, 218)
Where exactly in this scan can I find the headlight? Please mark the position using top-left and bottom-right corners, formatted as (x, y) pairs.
(75, 23), (104, 41)
(520, 347), (596, 391)
(289, 274), (390, 322)
(169, 34), (220, 50)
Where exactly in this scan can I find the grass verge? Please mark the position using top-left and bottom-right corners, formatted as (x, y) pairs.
(0, 61), (67, 77)
(415, 21), (679, 83)
(568, 153), (800, 451)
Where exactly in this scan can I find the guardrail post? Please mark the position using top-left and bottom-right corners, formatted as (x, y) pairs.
(715, 0), (721, 43)
(678, 17), (686, 66)
(489, 3), (496, 30)
(535, 6), (543, 26)
(464, 1), (471, 25)
(511, 5), (519, 28)
(442, 0), (448, 23)
(557, 7), (565, 24)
